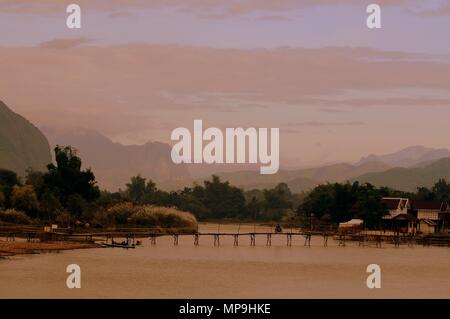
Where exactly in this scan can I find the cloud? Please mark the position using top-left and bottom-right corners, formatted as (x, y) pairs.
(1, 43), (450, 146)
(287, 121), (365, 127)
(256, 15), (292, 22)
(419, 3), (450, 16)
(0, 0), (438, 17)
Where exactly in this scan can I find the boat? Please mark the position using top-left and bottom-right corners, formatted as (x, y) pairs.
(100, 242), (136, 249)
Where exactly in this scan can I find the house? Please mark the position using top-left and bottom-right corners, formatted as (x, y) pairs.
(382, 197), (410, 219)
(382, 198), (416, 234)
(410, 200), (449, 234)
(391, 213), (418, 234)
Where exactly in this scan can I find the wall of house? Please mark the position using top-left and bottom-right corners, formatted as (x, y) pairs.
(417, 210), (439, 220)
(419, 222), (435, 234)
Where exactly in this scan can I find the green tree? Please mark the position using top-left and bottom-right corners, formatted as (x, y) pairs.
(42, 146), (100, 216)
(126, 175), (147, 203)
(0, 190), (5, 208)
(354, 183), (388, 228)
(0, 169), (19, 186)
(261, 183), (293, 220)
(10, 185), (40, 217)
(431, 179), (450, 202)
(38, 190), (63, 221)
(203, 175), (246, 219)
(297, 182), (387, 227)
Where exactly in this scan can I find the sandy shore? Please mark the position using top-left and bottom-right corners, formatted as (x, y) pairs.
(0, 241), (101, 257)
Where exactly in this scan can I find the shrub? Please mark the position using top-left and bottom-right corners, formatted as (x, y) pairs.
(101, 203), (197, 229)
(104, 202), (135, 225)
(0, 208), (32, 224)
(11, 185), (40, 216)
(128, 205), (197, 228)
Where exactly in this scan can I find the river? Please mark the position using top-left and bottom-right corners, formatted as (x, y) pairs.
(0, 223), (449, 298)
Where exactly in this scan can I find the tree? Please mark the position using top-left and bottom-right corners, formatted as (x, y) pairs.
(0, 169), (19, 187)
(354, 183), (388, 228)
(178, 185), (209, 219)
(41, 146), (100, 216)
(261, 183), (293, 220)
(297, 182), (388, 227)
(431, 179), (450, 202)
(38, 190), (63, 221)
(10, 185), (40, 217)
(202, 175), (246, 219)
(0, 190), (5, 208)
(126, 175), (147, 203)
(0, 168), (20, 207)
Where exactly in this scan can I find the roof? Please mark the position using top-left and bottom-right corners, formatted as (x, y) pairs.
(383, 198), (401, 209)
(410, 200), (447, 211)
(392, 214), (418, 221)
(339, 219), (364, 225)
(382, 197), (409, 210)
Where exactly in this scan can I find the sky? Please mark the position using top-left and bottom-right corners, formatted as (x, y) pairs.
(1, 0), (450, 167)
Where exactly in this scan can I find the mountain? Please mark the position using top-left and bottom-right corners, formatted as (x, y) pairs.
(357, 145), (450, 168)
(42, 128), (191, 191)
(0, 100), (51, 177)
(354, 157), (450, 192)
(161, 161), (391, 193)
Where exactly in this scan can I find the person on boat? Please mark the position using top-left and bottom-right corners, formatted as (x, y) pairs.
(275, 224), (282, 233)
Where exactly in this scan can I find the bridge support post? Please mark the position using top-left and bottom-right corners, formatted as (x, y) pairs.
(233, 234), (239, 246)
(287, 234), (292, 247)
(214, 234), (220, 247)
(339, 234), (346, 247)
(323, 233), (328, 247)
(173, 235), (179, 246)
(250, 234), (256, 247)
(194, 234), (199, 246)
(266, 234), (271, 247)
(304, 233), (311, 247)
(150, 235), (157, 246)
(376, 236), (382, 248)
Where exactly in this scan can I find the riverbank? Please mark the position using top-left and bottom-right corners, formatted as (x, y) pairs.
(0, 240), (101, 258)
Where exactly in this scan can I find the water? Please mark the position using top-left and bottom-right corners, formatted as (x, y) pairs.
(0, 223), (449, 298)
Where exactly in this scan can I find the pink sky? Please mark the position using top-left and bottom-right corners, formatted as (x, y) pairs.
(1, 0), (450, 166)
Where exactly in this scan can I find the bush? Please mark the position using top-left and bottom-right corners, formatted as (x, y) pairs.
(0, 208), (32, 224)
(104, 202), (135, 225)
(129, 206), (197, 228)
(100, 203), (197, 229)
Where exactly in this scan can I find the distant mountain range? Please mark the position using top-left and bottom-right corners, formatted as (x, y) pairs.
(39, 127), (450, 193)
(160, 161), (392, 192)
(354, 157), (450, 192)
(162, 147), (450, 193)
(0, 100), (51, 177)
(42, 128), (191, 191)
(357, 145), (450, 167)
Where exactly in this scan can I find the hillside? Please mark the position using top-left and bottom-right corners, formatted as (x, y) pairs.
(42, 128), (191, 191)
(354, 157), (450, 192)
(0, 100), (51, 177)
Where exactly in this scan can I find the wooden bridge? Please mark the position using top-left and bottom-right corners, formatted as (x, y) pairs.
(1, 225), (449, 247)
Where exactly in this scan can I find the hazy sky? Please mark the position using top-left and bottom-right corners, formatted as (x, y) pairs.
(1, 0), (450, 166)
